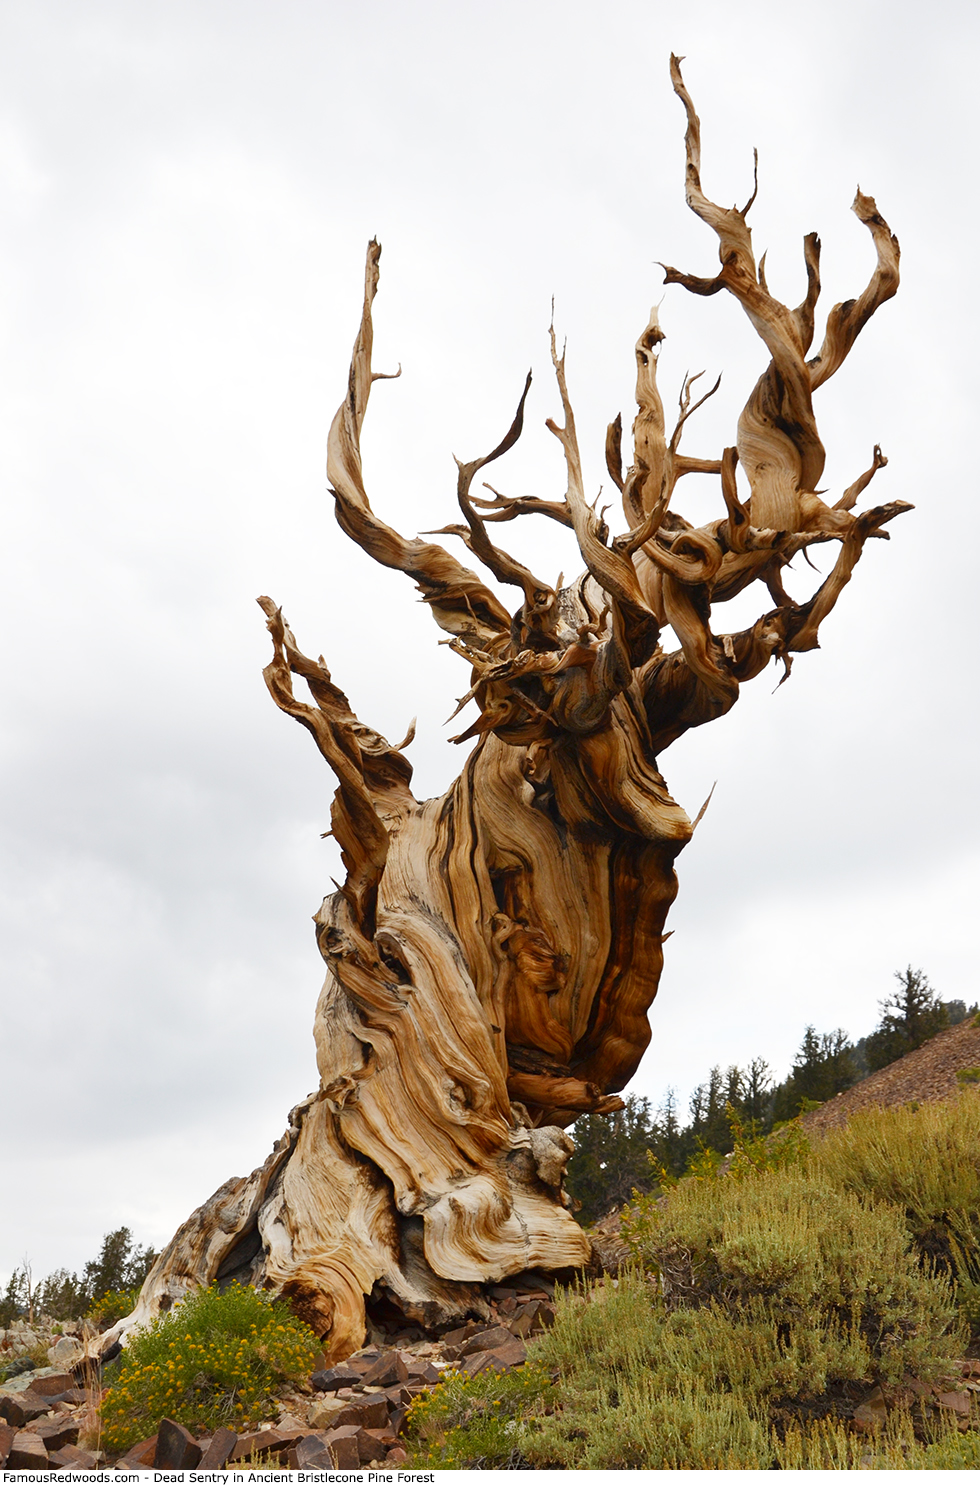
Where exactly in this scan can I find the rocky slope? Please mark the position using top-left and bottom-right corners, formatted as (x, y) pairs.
(803, 1015), (980, 1135)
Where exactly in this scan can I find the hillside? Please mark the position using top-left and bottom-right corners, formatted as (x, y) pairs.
(803, 1014), (980, 1135)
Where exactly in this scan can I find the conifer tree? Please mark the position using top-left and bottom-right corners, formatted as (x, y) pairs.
(864, 967), (948, 1072)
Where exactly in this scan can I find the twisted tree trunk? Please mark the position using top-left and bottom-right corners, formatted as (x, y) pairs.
(108, 59), (908, 1363)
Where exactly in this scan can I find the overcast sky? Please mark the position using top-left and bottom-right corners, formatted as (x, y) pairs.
(2, 0), (978, 1287)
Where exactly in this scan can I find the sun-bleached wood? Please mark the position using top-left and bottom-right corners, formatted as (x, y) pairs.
(106, 59), (909, 1363)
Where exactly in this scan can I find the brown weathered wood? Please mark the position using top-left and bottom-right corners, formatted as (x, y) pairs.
(106, 60), (909, 1364)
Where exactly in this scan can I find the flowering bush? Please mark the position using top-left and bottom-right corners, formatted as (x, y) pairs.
(100, 1282), (320, 1452)
(87, 1286), (143, 1331)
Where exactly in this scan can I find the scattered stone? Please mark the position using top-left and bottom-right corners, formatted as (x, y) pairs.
(37, 1418), (80, 1452)
(361, 1350), (409, 1387)
(407, 1360), (442, 1384)
(334, 1396), (390, 1429)
(119, 1435), (159, 1468)
(290, 1433), (331, 1469)
(0, 1422), (13, 1468)
(274, 1413), (309, 1437)
(199, 1426), (238, 1468)
(308, 1395), (347, 1429)
(59, 1386), (94, 1405)
(311, 1365), (363, 1392)
(29, 1372), (75, 1398)
(387, 1444), (408, 1464)
(358, 1426), (395, 1463)
(535, 1300), (557, 1328)
(322, 1424), (363, 1468)
(49, 1442), (100, 1470)
(47, 1337), (83, 1368)
(0, 1389), (50, 1427)
(935, 1389), (972, 1417)
(852, 1385), (888, 1433)
(153, 1417), (203, 1469)
(8, 1430), (50, 1469)
(459, 1325), (515, 1357)
(460, 1338), (528, 1375)
(508, 1309), (537, 1339)
(441, 1320), (483, 1347)
(902, 1376), (933, 1398)
(229, 1427), (291, 1464)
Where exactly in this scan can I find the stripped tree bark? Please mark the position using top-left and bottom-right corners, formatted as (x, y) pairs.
(108, 59), (908, 1363)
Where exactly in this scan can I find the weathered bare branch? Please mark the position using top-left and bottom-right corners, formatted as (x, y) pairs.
(327, 240), (512, 647)
(665, 58), (899, 540)
(546, 324), (661, 664)
(605, 414), (626, 493)
(452, 372), (562, 648)
(835, 444), (888, 511)
(257, 595), (410, 937)
(809, 193), (900, 390)
(669, 370), (722, 456)
(471, 484), (574, 527)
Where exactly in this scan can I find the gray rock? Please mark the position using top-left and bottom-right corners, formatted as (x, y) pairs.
(48, 1335), (83, 1368)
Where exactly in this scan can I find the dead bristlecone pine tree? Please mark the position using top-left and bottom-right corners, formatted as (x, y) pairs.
(109, 58), (907, 1362)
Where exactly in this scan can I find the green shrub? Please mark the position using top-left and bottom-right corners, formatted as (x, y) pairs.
(523, 1278), (774, 1468)
(624, 1163), (960, 1384)
(404, 1362), (556, 1469)
(99, 1283), (319, 1453)
(956, 1278), (980, 1338)
(505, 1129), (963, 1469)
(807, 1093), (980, 1288)
(533, 1370), (772, 1470)
(404, 1096), (978, 1470)
(521, 1260), (961, 1469)
(918, 1427), (980, 1469)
